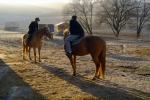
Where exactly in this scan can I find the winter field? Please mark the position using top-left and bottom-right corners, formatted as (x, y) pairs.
(0, 30), (150, 100)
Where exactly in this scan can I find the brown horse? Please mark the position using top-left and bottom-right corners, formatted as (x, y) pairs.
(64, 29), (106, 80)
(22, 27), (53, 62)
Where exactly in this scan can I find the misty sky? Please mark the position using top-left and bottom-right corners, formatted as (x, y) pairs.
(0, 0), (71, 25)
(0, 0), (70, 7)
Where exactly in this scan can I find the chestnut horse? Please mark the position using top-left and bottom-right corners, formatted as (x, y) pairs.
(22, 27), (53, 62)
(64, 29), (106, 80)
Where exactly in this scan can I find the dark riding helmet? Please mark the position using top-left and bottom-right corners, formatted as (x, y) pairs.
(72, 15), (77, 20)
(35, 17), (40, 21)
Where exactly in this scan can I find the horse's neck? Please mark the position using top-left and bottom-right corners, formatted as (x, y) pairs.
(34, 31), (44, 41)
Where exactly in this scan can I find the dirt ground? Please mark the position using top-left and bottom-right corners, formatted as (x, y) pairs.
(0, 32), (150, 100)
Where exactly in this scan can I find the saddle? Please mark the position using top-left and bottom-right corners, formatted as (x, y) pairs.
(71, 37), (82, 46)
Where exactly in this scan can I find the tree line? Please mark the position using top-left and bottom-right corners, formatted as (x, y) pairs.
(63, 0), (150, 38)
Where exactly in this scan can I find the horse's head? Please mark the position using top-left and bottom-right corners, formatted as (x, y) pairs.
(63, 28), (70, 40)
(42, 27), (53, 39)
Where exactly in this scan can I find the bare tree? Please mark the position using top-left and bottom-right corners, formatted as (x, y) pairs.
(94, 0), (107, 28)
(63, 0), (96, 35)
(100, 0), (136, 37)
(63, 3), (78, 21)
(135, 0), (150, 38)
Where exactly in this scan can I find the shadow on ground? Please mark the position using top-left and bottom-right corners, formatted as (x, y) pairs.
(109, 53), (149, 61)
(0, 59), (45, 100)
(38, 63), (150, 100)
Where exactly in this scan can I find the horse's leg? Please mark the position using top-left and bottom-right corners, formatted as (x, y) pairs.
(33, 47), (37, 63)
(92, 55), (100, 80)
(26, 45), (29, 59)
(69, 56), (76, 76)
(73, 55), (76, 76)
(38, 47), (41, 62)
(28, 47), (32, 60)
(93, 63), (100, 80)
(99, 54), (106, 80)
(23, 43), (25, 60)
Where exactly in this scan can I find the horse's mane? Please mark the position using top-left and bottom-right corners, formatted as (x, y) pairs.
(30, 27), (46, 39)
(32, 27), (48, 36)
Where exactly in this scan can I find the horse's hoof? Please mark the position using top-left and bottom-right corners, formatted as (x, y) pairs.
(92, 77), (96, 80)
(98, 76), (104, 80)
(92, 76), (98, 80)
(96, 76), (105, 81)
(72, 73), (76, 76)
(23, 59), (27, 61)
(100, 77), (104, 80)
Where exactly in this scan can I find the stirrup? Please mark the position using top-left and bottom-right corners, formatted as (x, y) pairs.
(66, 52), (72, 58)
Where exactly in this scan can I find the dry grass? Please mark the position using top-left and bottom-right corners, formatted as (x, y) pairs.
(0, 31), (150, 100)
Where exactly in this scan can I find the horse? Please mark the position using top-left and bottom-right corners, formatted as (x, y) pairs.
(22, 27), (53, 63)
(63, 29), (106, 80)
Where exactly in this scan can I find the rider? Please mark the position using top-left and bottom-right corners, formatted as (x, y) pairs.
(65, 15), (85, 58)
(27, 17), (40, 44)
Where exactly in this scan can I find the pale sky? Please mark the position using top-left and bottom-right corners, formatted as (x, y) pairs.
(0, 0), (70, 7)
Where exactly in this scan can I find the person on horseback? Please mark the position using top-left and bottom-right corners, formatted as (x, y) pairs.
(27, 17), (40, 44)
(65, 15), (85, 58)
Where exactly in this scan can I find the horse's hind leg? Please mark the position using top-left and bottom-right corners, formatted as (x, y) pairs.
(38, 47), (41, 62)
(28, 47), (31, 60)
(22, 45), (26, 60)
(92, 55), (100, 80)
(22, 43), (25, 60)
(33, 48), (37, 63)
(99, 52), (106, 80)
(70, 55), (76, 76)
(99, 58), (105, 80)
(73, 55), (76, 76)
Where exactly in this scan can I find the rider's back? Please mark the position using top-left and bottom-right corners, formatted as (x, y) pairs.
(29, 21), (38, 33)
(69, 19), (84, 37)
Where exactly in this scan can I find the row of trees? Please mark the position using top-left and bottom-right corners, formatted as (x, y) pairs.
(63, 0), (150, 38)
